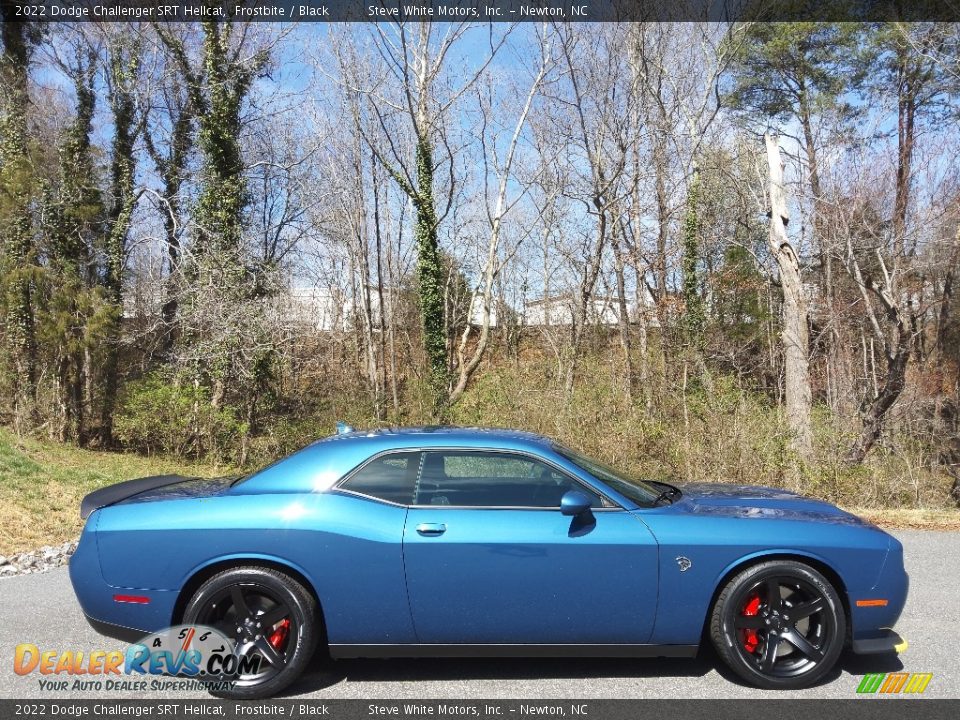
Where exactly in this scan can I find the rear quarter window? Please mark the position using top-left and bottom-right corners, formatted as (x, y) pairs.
(340, 452), (420, 504)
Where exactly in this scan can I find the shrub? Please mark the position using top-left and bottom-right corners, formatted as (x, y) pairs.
(114, 374), (245, 461)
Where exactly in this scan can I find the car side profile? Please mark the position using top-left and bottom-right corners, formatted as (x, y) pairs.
(70, 426), (908, 698)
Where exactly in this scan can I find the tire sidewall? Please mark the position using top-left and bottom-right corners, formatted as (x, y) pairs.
(183, 567), (318, 699)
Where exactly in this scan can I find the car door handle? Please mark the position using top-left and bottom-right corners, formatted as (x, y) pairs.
(416, 523), (447, 537)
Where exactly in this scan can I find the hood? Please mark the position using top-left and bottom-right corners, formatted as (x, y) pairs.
(676, 482), (871, 526)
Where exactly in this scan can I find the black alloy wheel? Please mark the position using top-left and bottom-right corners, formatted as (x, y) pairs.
(710, 559), (846, 689)
(183, 566), (320, 699)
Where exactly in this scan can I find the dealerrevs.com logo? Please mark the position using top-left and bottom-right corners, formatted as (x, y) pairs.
(13, 625), (260, 692)
(856, 672), (933, 695)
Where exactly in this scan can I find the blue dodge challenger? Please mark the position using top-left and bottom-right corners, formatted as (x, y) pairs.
(70, 426), (908, 698)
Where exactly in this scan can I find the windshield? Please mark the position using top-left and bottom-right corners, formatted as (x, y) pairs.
(553, 445), (660, 506)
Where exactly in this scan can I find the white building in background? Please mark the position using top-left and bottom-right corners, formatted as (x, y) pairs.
(281, 287), (658, 332)
(468, 293), (501, 328)
(279, 286), (350, 332)
(279, 285), (404, 332)
(523, 291), (658, 327)
(281, 287), (505, 332)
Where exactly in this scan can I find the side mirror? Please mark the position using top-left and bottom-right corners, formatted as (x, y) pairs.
(560, 489), (593, 517)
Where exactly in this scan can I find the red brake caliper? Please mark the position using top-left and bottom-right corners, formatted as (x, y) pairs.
(741, 594), (761, 653)
(267, 619), (290, 650)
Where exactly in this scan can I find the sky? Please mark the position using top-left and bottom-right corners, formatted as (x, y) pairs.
(28, 21), (960, 309)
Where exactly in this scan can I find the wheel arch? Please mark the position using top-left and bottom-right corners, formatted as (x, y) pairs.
(171, 555), (328, 644)
(700, 551), (852, 644)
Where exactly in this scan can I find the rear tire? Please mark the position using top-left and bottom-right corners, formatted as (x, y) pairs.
(183, 566), (320, 699)
(710, 560), (845, 689)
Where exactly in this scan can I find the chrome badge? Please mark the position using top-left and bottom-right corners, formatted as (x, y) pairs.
(676, 556), (692, 572)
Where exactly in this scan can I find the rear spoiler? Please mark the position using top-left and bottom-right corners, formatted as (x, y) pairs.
(80, 475), (192, 519)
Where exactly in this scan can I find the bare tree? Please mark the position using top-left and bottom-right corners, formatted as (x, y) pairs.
(448, 27), (551, 404)
(766, 134), (813, 460)
(144, 24), (201, 359)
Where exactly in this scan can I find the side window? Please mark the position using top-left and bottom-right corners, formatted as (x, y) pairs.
(416, 450), (603, 508)
(340, 452), (420, 504)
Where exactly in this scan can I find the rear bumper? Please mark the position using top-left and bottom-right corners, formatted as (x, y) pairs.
(69, 517), (177, 635)
(851, 629), (907, 655)
(83, 613), (149, 644)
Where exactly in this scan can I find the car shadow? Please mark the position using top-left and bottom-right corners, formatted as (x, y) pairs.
(277, 646), (907, 696)
(279, 646), (713, 696)
(839, 651), (905, 675)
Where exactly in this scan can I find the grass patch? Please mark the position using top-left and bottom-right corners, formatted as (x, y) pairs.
(0, 428), (230, 555)
(848, 508), (960, 532)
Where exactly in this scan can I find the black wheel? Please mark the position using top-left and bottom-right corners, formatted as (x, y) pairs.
(710, 560), (846, 689)
(183, 566), (320, 699)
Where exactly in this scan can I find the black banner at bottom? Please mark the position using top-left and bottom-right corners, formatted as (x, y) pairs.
(1, 700), (958, 720)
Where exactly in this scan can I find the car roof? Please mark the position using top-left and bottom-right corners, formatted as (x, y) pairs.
(320, 425), (553, 449)
(234, 425), (568, 496)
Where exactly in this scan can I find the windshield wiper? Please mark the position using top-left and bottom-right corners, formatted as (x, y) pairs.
(650, 481), (683, 505)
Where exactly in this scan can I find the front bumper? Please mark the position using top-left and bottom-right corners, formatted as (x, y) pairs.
(851, 629), (907, 655)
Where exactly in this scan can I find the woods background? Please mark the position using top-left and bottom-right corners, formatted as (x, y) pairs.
(1, 16), (959, 510)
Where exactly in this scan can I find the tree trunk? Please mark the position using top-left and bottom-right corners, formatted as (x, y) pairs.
(412, 136), (447, 416)
(156, 136), (189, 360)
(652, 131), (670, 334)
(100, 38), (140, 446)
(0, 14), (38, 433)
(799, 95), (851, 415)
(936, 230), (958, 357)
(51, 56), (99, 445)
(151, 31), (200, 360)
(565, 207), (608, 398)
(160, 211), (181, 358)
(372, 150), (389, 420)
(349, 128), (380, 416)
(843, 262), (914, 464)
(681, 169), (704, 352)
(846, 335), (910, 464)
(765, 134), (813, 461)
(611, 228), (634, 402)
(893, 65), (916, 260)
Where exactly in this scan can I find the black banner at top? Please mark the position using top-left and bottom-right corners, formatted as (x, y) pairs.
(5, 0), (960, 23)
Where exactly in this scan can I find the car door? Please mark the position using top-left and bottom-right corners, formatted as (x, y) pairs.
(402, 449), (659, 645)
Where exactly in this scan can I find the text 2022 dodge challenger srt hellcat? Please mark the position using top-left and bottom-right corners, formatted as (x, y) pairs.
(70, 426), (908, 698)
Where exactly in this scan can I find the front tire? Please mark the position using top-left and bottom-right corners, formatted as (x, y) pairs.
(183, 566), (320, 699)
(710, 560), (846, 689)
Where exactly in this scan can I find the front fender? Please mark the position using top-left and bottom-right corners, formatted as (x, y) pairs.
(639, 511), (892, 645)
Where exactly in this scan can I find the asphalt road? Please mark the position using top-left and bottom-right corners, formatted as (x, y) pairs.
(1, 530), (957, 700)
